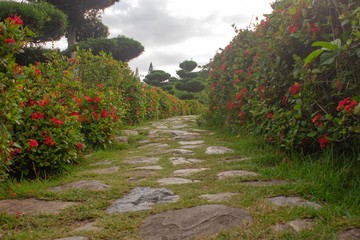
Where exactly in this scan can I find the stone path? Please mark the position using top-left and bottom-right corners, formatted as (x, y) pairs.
(0, 115), (348, 240)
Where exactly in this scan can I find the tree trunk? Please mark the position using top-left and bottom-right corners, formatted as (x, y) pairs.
(67, 27), (76, 47)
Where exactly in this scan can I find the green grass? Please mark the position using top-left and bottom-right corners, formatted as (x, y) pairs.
(0, 116), (359, 239)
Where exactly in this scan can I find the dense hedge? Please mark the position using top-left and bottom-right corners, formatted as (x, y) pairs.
(0, 17), (205, 180)
(205, 0), (359, 154)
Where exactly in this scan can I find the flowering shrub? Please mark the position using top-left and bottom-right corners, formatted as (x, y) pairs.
(206, 0), (359, 154)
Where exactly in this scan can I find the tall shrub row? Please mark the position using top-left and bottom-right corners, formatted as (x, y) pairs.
(206, 0), (359, 154)
(0, 17), (205, 180)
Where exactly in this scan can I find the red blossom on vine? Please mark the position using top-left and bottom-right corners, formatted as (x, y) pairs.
(29, 139), (39, 149)
(7, 15), (23, 26)
(4, 38), (15, 44)
(50, 118), (64, 126)
(336, 97), (357, 113)
(318, 134), (330, 150)
(290, 83), (301, 95)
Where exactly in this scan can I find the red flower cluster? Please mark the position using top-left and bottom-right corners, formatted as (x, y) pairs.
(38, 99), (49, 106)
(29, 139), (39, 149)
(266, 113), (274, 119)
(309, 23), (320, 33)
(228, 101), (235, 110)
(50, 118), (64, 126)
(7, 15), (23, 26)
(312, 113), (324, 128)
(76, 142), (84, 150)
(10, 148), (21, 156)
(288, 24), (300, 34)
(31, 112), (44, 120)
(101, 109), (108, 118)
(44, 136), (55, 146)
(336, 97), (357, 113)
(290, 83), (301, 95)
(4, 38), (15, 44)
(235, 88), (248, 100)
(318, 134), (330, 150)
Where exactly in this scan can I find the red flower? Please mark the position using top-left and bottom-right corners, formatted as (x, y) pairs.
(44, 136), (55, 146)
(97, 83), (104, 88)
(34, 68), (42, 76)
(336, 97), (358, 113)
(31, 112), (44, 120)
(257, 85), (265, 94)
(290, 83), (301, 95)
(7, 15), (23, 25)
(233, 79), (241, 85)
(235, 69), (244, 74)
(312, 113), (324, 128)
(309, 23), (320, 33)
(93, 96), (101, 102)
(29, 139), (39, 149)
(318, 134), (330, 150)
(266, 113), (274, 119)
(288, 24), (300, 34)
(76, 143), (84, 150)
(101, 109), (108, 118)
(50, 118), (64, 126)
(38, 99), (49, 106)
(244, 49), (250, 55)
(10, 148), (21, 156)
(228, 101), (235, 110)
(282, 96), (287, 105)
(4, 38), (15, 44)
(92, 111), (99, 120)
(84, 96), (93, 102)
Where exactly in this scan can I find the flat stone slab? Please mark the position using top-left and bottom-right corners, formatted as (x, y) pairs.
(0, 198), (76, 215)
(171, 124), (188, 129)
(84, 166), (119, 174)
(268, 196), (322, 209)
(106, 187), (179, 214)
(240, 180), (288, 186)
(123, 157), (160, 165)
(121, 130), (138, 136)
(337, 228), (360, 240)
(173, 135), (202, 140)
(139, 139), (151, 144)
(180, 145), (206, 149)
(139, 143), (169, 149)
(113, 136), (128, 143)
(139, 204), (252, 240)
(273, 219), (316, 232)
(135, 166), (163, 170)
(206, 146), (234, 154)
(53, 237), (90, 240)
(49, 180), (110, 192)
(127, 170), (157, 178)
(173, 168), (210, 177)
(170, 157), (203, 165)
(199, 193), (238, 202)
(157, 178), (200, 185)
(222, 157), (252, 162)
(171, 149), (195, 155)
(217, 170), (258, 179)
(178, 140), (204, 145)
(90, 160), (113, 166)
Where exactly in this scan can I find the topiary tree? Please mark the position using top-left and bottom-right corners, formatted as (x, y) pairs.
(179, 60), (197, 72)
(143, 70), (171, 87)
(174, 60), (205, 95)
(64, 36), (144, 62)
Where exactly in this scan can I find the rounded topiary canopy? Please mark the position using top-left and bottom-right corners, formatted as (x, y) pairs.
(175, 80), (205, 93)
(145, 70), (171, 82)
(179, 60), (198, 72)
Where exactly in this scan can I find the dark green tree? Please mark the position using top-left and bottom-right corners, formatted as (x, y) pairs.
(175, 60), (205, 94)
(143, 70), (171, 86)
(64, 36), (144, 62)
(148, 62), (154, 73)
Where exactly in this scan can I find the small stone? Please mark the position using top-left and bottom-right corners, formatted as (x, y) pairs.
(173, 135), (202, 140)
(338, 228), (360, 240)
(106, 187), (179, 214)
(84, 166), (119, 174)
(113, 136), (128, 143)
(217, 170), (258, 179)
(49, 180), (110, 192)
(178, 140), (204, 145)
(273, 223), (292, 232)
(127, 170), (157, 178)
(169, 157), (203, 165)
(73, 222), (100, 232)
(0, 198), (76, 215)
(90, 160), (113, 166)
(157, 177), (200, 185)
(206, 146), (234, 154)
(139, 205), (252, 240)
(181, 145), (205, 149)
(139, 143), (169, 149)
(173, 168), (210, 177)
(171, 149), (195, 155)
(199, 193), (238, 202)
(123, 156), (160, 165)
(135, 166), (163, 170)
(287, 219), (315, 232)
(268, 196), (322, 209)
(121, 130), (138, 136)
(53, 237), (90, 240)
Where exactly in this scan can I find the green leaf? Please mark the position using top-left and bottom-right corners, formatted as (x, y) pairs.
(304, 49), (324, 65)
(311, 41), (339, 51)
(320, 51), (340, 65)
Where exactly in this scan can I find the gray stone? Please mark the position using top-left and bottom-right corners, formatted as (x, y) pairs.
(84, 166), (119, 174)
(171, 149), (195, 155)
(181, 145), (206, 149)
(139, 204), (252, 240)
(121, 130), (138, 136)
(273, 223), (292, 232)
(287, 219), (315, 232)
(178, 140), (204, 145)
(123, 156), (160, 165)
(268, 196), (322, 209)
(168, 130), (200, 137)
(173, 135), (202, 140)
(49, 180), (110, 192)
(171, 124), (188, 129)
(90, 160), (113, 166)
(0, 198), (76, 215)
(53, 237), (90, 240)
(241, 180), (288, 186)
(139, 143), (169, 149)
(106, 187), (179, 214)
(217, 170), (258, 179)
(222, 157), (252, 162)
(173, 168), (210, 177)
(199, 193), (238, 202)
(113, 136), (128, 143)
(206, 146), (234, 154)
(139, 139), (151, 144)
(157, 178), (200, 185)
(73, 222), (100, 232)
(338, 228), (360, 240)
(170, 157), (203, 165)
(135, 166), (163, 170)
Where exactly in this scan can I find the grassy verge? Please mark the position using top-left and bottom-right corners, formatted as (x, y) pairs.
(0, 117), (359, 239)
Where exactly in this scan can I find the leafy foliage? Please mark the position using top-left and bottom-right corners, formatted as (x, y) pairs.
(143, 70), (171, 86)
